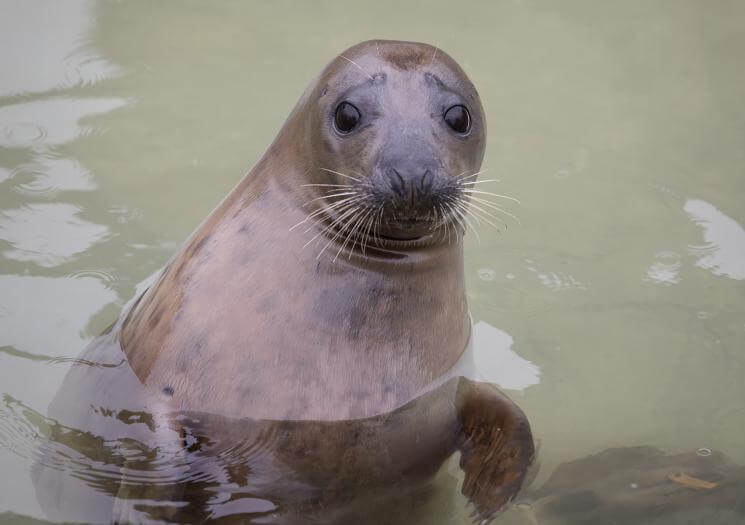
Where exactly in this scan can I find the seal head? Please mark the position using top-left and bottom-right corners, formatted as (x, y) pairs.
(300, 40), (486, 246)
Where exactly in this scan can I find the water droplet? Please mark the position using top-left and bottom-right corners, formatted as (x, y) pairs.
(646, 250), (682, 285)
(654, 251), (681, 267)
(505, 273), (515, 280)
(478, 268), (496, 281)
(697, 311), (709, 320)
(554, 168), (570, 179)
(629, 483), (639, 489)
(696, 447), (712, 457)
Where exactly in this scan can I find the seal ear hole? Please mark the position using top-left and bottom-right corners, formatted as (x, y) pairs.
(444, 105), (471, 134)
(334, 101), (361, 134)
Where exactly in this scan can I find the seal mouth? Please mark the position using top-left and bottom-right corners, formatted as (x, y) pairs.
(379, 216), (438, 241)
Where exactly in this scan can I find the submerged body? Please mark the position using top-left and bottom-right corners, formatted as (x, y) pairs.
(34, 40), (534, 523)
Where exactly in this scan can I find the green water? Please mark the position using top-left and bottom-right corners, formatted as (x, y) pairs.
(1, 0), (744, 523)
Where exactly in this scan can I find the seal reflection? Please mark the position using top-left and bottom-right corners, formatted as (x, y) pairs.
(32, 371), (532, 523)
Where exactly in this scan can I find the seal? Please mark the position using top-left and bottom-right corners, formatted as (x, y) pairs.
(33, 40), (534, 524)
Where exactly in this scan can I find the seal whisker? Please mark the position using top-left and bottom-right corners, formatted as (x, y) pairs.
(461, 189), (521, 204)
(449, 201), (463, 241)
(436, 204), (450, 244)
(462, 199), (508, 227)
(463, 202), (505, 232)
(342, 207), (375, 261)
(449, 198), (481, 244)
(373, 204), (385, 247)
(301, 183), (354, 188)
(290, 196), (364, 231)
(303, 191), (359, 205)
(437, 204), (448, 241)
(338, 55), (375, 81)
(304, 196), (364, 220)
(458, 179), (502, 186)
(305, 205), (360, 246)
(446, 198), (469, 230)
(343, 206), (370, 255)
(438, 205), (455, 245)
(318, 167), (363, 182)
(467, 196), (522, 225)
(299, 192), (361, 210)
(456, 169), (488, 182)
(301, 198), (365, 234)
(302, 204), (362, 247)
(360, 207), (378, 255)
(320, 207), (366, 261)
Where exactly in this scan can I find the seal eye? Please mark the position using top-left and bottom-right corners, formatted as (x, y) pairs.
(334, 102), (361, 134)
(444, 105), (471, 134)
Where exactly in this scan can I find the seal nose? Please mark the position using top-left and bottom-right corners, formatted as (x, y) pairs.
(385, 167), (434, 204)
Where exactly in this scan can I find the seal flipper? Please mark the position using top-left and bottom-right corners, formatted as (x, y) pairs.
(455, 377), (535, 523)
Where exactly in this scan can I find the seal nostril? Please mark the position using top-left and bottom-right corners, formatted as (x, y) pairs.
(386, 168), (406, 197)
(394, 170), (405, 196)
(420, 170), (433, 193)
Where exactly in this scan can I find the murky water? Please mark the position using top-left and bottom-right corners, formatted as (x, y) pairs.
(1, 0), (744, 523)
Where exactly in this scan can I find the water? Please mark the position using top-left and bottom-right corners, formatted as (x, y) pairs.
(1, 0), (744, 523)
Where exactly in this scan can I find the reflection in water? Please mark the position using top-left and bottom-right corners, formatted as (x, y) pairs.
(0, 97), (130, 149)
(685, 199), (745, 281)
(523, 447), (745, 524)
(17, 329), (534, 524)
(0, 275), (116, 357)
(645, 250), (682, 286)
(525, 259), (588, 292)
(2, 0), (745, 522)
(0, 0), (120, 97)
(12, 155), (97, 196)
(471, 321), (540, 392)
(0, 203), (110, 267)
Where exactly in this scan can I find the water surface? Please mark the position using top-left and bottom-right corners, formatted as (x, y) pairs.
(1, 1), (744, 523)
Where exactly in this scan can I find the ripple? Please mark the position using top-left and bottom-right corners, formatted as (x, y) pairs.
(0, 98), (130, 149)
(0, 203), (110, 267)
(12, 156), (97, 197)
(645, 250), (681, 285)
(685, 199), (745, 280)
(696, 448), (712, 457)
(108, 204), (143, 224)
(524, 259), (588, 292)
(0, 1), (122, 97)
(477, 268), (497, 281)
(3, 122), (47, 146)
(65, 269), (119, 288)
